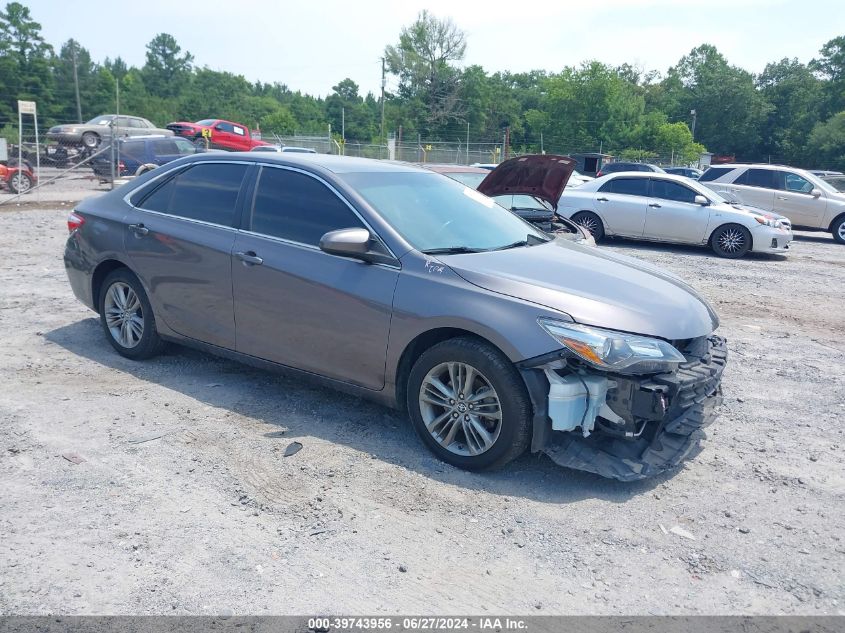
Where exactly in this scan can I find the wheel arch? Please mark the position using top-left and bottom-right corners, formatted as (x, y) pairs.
(708, 221), (754, 251)
(828, 212), (845, 233)
(393, 327), (510, 415)
(91, 259), (131, 314)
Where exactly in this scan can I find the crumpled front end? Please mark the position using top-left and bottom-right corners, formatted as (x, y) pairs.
(521, 335), (727, 481)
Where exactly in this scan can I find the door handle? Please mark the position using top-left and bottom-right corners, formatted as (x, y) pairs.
(648, 203), (662, 208)
(596, 196), (609, 202)
(128, 223), (149, 236)
(236, 251), (264, 266)
(776, 195), (788, 200)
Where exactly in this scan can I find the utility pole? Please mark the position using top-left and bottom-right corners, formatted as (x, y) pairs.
(540, 131), (544, 154)
(690, 109), (697, 140)
(380, 57), (386, 142)
(71, 40), (82, 123)
(341, 106), (345, 144)
(503, 127), (510, 161)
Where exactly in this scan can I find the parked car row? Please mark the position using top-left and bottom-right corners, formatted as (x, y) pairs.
(64, 152), (726, 481)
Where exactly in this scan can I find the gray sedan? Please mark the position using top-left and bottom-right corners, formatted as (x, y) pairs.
(47, 115), (173, 149)
(63, 153), (726, 480)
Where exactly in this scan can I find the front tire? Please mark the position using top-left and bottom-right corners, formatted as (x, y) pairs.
(831, 214), (845, 245)
(711, 223), (751, 258)
(406, 337), (532, 470)
(571, 211), (605, 241)
(8, 172), (32, 194)
(98, 269), (166, 360)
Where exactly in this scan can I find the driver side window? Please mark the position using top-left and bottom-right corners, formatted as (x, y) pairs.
(250, 166), (365, 245)
(782, 172), (813, 194)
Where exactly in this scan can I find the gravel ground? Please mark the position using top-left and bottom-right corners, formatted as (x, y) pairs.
(1, 204), (843, 616)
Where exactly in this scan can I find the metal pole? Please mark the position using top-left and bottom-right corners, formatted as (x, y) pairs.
(34, 109), (40, 203)
(16, 109), (22, 203)
(691, 109), (697, 140)
(115, 79), (120, 184)
(109, 119), (115, 190)
(466, 121), (469, 164)
(380, 57), (386, 141)
(341, 106), (345, 145)
(71, 40), (82, 123)
(417, 133), (421, 162)
(540, 131), (544, 154)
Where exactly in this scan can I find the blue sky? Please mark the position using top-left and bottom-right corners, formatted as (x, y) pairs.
(25, 0), (845, 97)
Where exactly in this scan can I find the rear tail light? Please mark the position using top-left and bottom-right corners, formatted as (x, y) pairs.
(118, 160), (126, 174)
(596, 170), (603, 177)
(67, 211), (85, 233)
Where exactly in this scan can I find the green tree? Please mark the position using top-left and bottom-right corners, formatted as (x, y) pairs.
(0, 1), (54, 119)
(757, 58), (822, 164)
(812, 36), (845, 116)
(385, 10), (467, 134)
(662, 44), (770, 159)
(142, 33), (193, 98)
(807, 112), (845, 171)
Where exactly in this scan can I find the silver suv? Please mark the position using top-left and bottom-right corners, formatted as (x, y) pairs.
(699, 164), (845, 244)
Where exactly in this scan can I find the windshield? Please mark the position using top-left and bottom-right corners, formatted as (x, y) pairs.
(341, 171), (548, 252)
(195, 119), (217, 126)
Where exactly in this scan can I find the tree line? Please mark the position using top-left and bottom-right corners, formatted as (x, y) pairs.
(2, 3), (844, 168)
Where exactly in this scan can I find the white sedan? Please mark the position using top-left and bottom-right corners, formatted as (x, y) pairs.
(557, 172), (793, 258)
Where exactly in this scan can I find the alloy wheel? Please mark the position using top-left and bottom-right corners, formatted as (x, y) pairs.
(418, 362), (502, 456)
(11, 174), (30, 193)
(838, 221), (845, 242)
(103, 281), (144, 349)
(717, 227), (746, 253)
(576, 215), (599, 235)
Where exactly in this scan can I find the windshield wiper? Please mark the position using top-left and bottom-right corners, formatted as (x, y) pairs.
(421, 246), (486, 255)
(492, 234), (550, 251)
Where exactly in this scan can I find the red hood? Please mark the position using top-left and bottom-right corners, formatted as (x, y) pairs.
(477, 154), (575, 210)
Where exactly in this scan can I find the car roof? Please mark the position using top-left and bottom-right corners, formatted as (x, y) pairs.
(599, 171), (705, 185)
(186, 152), (426, 174)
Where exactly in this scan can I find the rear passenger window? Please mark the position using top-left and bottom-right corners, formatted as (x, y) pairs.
(599, 177), (648, 196)
(736, 168), (776, 189)
(650, 179), (697, 203)
(698, 167), (732, 182)
(251, 167), (364, 245)
(137, 163), (247, 226)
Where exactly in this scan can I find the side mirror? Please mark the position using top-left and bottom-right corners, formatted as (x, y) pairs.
(694, 195), (709, 205)
(810, 188), (822, 198)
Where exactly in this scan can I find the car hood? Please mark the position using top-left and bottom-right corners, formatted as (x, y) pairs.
(477, 154), (575, 210)
(438, 239), (718, 340)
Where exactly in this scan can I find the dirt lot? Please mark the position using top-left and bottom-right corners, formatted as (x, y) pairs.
(1, 201), (843, 616)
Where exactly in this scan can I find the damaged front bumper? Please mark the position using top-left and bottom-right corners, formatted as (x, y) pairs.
(519, 335), (727, 481)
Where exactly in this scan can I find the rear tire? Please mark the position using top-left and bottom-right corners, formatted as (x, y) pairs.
(571, 211), (605, 241)
(831, 214), (845, 245)
(406, 337), (532, 471)
(81, 131), (100, 149)
(98, 269), (166, 360)
(710, 223), (752, 258)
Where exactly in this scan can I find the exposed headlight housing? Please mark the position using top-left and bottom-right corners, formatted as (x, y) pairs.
(538, 318), (687, 374)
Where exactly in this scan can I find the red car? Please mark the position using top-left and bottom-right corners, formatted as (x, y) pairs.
(165, 118), (269, 152)
(0, 160), (36, 194)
